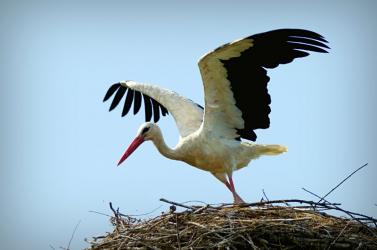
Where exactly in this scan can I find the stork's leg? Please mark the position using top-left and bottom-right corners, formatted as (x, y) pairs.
(212, 172), (245, 204)
(221, 179), (232, 191)
(212, 172), (232, 190)
(227, 173), (245, 204)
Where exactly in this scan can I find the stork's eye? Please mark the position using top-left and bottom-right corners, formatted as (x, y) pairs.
(141, 127), (150, 134)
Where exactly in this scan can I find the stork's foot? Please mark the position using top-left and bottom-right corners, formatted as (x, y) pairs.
(233, 193), (246, 204)
(212, 172), (247, 204)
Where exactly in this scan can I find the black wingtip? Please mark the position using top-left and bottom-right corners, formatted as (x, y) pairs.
(142, 94), (153, 122)
(103, 83), (121, 102)
(121, 89), (134, 117)
(108, 86), (126, 111)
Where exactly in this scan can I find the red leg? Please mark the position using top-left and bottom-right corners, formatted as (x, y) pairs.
(224, 180), (232, 191)
(211, 172), (245, 204)
(228, 175), (236, 192)
(228, 174), (245, 204)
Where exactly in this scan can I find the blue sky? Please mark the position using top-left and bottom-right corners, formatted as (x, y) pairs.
(1, 1), (376, 249)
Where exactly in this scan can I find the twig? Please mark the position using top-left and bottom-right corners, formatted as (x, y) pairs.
(355, 242), (363, 250)
(187, 221), (207, 229)
(109, 202), (119, 218)
(302, 187), (325, 211)
(262, 189), (270, 202)
(89, 210), (112, 217)
(318, 163), (368, 203)
(109, 202), (124, 231)
(160, 198), (195, 210)
(66, 220), (81, 250)
(209, 199), (339, 209)
(231, 217), (313, 223)
(193, 204), (210, 214)
(326, 220), (351, 250)
(100, 204), (163, 218)
(127, 205), (163, 217)
(302, 187), (324, 201)
(109, 202), (129, 218)
(181, 200), (210, 206)
(302, 187), (338, 210)
(175, 214), (181, 249)
(245, 234), (259, 250)
(241, 199), (340, 208)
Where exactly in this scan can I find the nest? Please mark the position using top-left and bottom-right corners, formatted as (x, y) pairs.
(88, 199), (377, 249)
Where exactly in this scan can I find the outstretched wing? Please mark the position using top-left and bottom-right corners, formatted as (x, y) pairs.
(103, 81), (203, 137)
(198, 29), (329, 141)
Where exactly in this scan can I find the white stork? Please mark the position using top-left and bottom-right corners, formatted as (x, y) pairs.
(104, 29), (329, 203)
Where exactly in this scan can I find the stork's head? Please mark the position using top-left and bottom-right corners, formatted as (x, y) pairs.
(136, 122), (159, 141)
(117, 122), (158, 166)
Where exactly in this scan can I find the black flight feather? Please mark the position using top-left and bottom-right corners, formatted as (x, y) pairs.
(151, 98), (161, 123)
(109, 87), (126, 111)
(133, 91), (142, 115)
(103, 83), (120, 102)
(121, 88), (134, 117)
(142, 94), (153, 122)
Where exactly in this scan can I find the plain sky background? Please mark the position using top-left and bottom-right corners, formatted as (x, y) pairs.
(1, 1), (376, 249)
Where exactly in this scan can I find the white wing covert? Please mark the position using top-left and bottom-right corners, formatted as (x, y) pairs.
(103, 80), (203, 138)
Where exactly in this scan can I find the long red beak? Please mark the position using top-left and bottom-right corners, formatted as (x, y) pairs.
(117, 135), (145, 166)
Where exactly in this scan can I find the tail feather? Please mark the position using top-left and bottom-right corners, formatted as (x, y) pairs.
(254, 144), (288, 156)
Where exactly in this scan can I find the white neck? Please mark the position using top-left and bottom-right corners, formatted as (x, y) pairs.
(151, 129), (179, 160)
